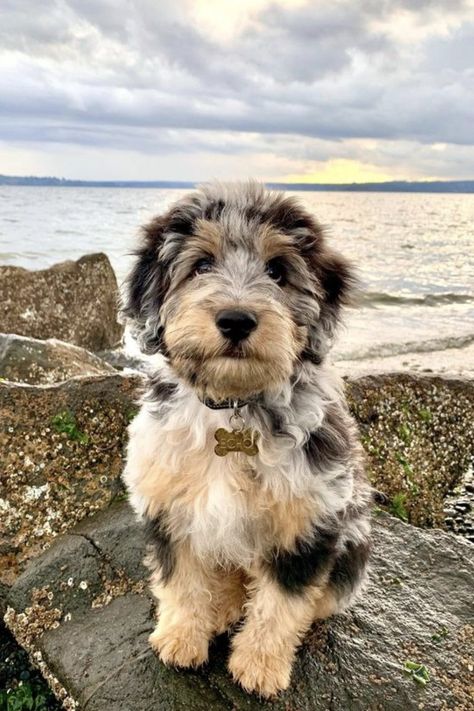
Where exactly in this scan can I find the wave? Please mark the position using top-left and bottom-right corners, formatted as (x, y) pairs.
(360, 292), (474, 307)
(337, 334), (474, 362)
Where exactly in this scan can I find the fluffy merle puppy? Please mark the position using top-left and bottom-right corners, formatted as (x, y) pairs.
(123, 182), (372, 697)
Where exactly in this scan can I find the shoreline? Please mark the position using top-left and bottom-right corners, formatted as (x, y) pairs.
(335, 341), (474, 379)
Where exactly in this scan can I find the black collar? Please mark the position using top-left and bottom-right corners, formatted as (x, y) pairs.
(200, 396), (259, 410)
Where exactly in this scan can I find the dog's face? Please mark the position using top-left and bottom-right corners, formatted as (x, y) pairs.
(124, 182), (355, 400)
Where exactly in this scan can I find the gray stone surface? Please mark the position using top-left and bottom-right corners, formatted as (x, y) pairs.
(0, 253), (123, 351)
(97, 347), (151, 374)
(0, 333), (116, 385)
(5, 503), (473, 711)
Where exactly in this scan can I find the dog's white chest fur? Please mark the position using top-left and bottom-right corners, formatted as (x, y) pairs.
(124, 398), (273, 566)
(185, 458), (263, 565)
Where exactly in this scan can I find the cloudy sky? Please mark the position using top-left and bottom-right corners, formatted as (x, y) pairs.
(1, 0), (474, 182)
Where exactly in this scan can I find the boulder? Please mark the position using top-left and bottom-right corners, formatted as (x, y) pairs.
(0, 374), (143, 584)
(0, 333), (116, 385)
(4, 503), (473, 711)
(0, 254), (124, 351)
(347, 373), (474, 534)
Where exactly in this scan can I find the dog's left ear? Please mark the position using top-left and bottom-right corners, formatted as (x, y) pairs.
(318, 249), (357, 335)
(122, 215), (169, 354)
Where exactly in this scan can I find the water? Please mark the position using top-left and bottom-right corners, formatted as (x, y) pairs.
(1, 186), (473, 361)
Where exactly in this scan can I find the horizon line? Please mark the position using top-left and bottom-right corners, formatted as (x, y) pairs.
(1, 174), (474, 193)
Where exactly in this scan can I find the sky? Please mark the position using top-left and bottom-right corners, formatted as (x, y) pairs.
(1, 0), (474, 183)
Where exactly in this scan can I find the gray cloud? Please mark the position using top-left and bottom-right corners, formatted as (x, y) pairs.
(1, 0), (473, 178)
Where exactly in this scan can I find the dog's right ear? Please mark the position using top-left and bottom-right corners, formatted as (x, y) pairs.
(122, 215), (169, 354)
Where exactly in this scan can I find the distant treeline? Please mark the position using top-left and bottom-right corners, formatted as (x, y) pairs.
(1, 174), (474, 193)
(0, 175), (195, 189)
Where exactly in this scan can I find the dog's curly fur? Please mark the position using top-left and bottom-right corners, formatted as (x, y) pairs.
(122, 181), (372, 697)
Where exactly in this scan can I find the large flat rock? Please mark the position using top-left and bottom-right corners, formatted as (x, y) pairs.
(4, 503), (473, 711)
(0, 253), (123, 351)
(0, 333), (116, 385)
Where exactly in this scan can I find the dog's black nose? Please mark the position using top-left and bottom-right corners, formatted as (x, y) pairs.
(216, 309), (258, 344)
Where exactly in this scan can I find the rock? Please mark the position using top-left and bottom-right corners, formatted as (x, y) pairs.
(0, 333), (117, 385)
(443, 465), (474, 538)
(0, 253), (124, 350)
(0, 615), (62, 711)
(4, 503), (473, 711)
(97, 346), (151, 374)
(347, 373), (474, 531)
(0, 374), (143, 584)
(0, 581), (8, 618)
(0, 511), (64, 710)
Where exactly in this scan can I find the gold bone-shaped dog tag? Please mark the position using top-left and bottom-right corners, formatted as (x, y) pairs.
(214, 427), (259, 457)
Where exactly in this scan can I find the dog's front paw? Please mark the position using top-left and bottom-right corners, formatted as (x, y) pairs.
(228, 643), (292, 698)
(149, 623), (209, 668)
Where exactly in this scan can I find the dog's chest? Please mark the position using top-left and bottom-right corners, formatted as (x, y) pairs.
(126, 402), (311, 566)
(184, 455), (270, 565)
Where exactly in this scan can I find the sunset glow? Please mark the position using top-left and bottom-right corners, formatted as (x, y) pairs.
(283, 159), (398, 184)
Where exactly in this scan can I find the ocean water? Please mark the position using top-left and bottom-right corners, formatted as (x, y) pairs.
(0, 186), (473, 361)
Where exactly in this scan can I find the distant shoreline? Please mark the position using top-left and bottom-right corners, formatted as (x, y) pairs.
(1, 175), (474, 193)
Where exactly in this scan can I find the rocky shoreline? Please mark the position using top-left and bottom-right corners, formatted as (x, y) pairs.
(1, 254), (473, 710)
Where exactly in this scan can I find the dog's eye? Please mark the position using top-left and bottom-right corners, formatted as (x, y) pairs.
(266, 258), (287, 285)
(194, 257), (214, 275)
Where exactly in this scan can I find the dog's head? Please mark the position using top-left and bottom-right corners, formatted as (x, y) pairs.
(124, 182), (356, 400)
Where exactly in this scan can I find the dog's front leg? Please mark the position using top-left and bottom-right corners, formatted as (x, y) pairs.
(149, 543), (215, 669)
(228, 569), (318, 697)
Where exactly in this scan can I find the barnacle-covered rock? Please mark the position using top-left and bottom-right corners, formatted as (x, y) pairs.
(347, 373), (474, 535)
(0, 374), (142, 583)
(0, 254), (123, 351)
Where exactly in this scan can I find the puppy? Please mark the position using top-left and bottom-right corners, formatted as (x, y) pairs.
(122, 182), (372, 697)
